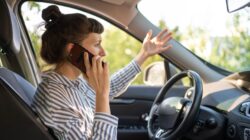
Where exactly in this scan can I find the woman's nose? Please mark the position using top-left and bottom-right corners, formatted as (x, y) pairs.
(99, 47), (106, 56)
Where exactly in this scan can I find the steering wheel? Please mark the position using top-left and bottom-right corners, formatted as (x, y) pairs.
(148, 70), (203, 140)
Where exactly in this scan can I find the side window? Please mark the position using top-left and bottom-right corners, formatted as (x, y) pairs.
(21, 2), (186, 86)
(0, 55), (7, 67)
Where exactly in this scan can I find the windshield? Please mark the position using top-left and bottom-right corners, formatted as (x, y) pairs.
(138, 0), (250, 72)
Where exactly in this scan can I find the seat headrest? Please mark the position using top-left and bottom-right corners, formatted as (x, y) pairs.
(0, 0), (21, 54)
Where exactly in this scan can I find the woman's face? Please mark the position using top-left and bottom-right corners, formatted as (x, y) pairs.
(81, 33), (106, 57)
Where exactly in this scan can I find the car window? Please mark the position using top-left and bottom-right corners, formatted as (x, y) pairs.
(0, 56), (7, 67)
(0, 53), (13, 70)
(20, 2), (168, 85)
(0, 57), (4, 67)
(138, 0), (250, 73)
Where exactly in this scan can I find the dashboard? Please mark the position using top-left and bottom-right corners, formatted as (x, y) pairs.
(200, 71), (250, 140)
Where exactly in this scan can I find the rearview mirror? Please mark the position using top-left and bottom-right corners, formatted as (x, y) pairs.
(226, 0), (250, 13)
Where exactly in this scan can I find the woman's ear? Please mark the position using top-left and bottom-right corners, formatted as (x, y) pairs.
(65, 43), (74, 54)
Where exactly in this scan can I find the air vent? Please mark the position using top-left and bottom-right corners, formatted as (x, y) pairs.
(239, 102), (250, 117)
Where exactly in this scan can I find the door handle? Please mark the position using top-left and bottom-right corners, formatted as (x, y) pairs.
(110, 99), (135, 104)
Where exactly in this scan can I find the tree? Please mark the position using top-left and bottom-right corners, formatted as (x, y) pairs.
(209, 13), (250, 72)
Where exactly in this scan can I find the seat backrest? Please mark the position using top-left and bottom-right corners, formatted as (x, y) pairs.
(0, 67), (35, 106)
(0, 67), (55, 140)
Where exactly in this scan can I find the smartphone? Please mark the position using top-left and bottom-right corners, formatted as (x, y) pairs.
(68, 43), (94, 73)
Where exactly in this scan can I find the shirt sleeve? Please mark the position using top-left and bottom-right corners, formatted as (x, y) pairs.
(51, 107), (118, 140)
(109, 60), (141, 98)
(33, 83), (118, 140)
(92, 112), (118, 140)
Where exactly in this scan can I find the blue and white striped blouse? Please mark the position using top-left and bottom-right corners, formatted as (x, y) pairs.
(32, 60), (141, 140)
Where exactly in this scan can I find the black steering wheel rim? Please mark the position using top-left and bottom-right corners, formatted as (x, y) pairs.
(148, 70), (203, 140)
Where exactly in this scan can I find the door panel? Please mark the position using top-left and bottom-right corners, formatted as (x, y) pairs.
(111, 85), (189, 140)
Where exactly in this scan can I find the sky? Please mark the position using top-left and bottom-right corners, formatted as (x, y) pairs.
(138, 0), (237, 36)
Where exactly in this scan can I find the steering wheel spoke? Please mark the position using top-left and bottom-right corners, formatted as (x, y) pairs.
(155, 128), (173, 139)
(155, 128), (165, 139)
(182, 101), (192, 117)
(152, 104), (160, 116)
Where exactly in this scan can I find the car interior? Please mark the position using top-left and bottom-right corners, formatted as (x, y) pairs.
(0, 0), (250, 140)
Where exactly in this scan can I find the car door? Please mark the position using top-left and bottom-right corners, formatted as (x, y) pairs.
(19, 1), (191, 140)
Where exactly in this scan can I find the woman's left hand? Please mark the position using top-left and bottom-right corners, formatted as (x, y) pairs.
(143, 29), (172, 57)
(135, 28), (172, 66)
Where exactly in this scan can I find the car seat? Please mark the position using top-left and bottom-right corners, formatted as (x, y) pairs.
(0, 0), (56, 139)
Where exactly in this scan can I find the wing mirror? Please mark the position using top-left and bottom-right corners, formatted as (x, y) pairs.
(143, 61), (192, 86)
(143, 62), (166, 86)
(226, 0), (250, 13)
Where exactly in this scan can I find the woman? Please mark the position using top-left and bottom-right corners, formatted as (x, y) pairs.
(32, 5), (172, 140)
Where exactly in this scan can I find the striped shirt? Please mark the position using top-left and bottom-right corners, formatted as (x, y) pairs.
(32, 60), (141, 140)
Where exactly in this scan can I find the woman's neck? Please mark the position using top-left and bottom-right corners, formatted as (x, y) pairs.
(54, 61), (81, 80)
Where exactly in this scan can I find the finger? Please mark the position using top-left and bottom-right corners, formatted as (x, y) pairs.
(103, 62), (109, 80)
(161, 32), (172, 44)
(103, 62), (109, 73)
(97, 57), (103, 74)
(156, 28), (168, 40)
(91, 56), (99, 87)
(103, 62), (110, 93)
(92, 56), (98, 75)
(84, 52), (91, 72)
(144, 29), (153, 41)
(160, 44), (172, 52)
(92, 56), (98, 71)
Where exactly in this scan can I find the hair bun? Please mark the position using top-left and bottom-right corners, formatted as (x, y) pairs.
(42, 5), (62, 28)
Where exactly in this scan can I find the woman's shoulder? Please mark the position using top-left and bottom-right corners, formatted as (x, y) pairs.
(36, 71), (67, 95)
(34, 74), (70, 106)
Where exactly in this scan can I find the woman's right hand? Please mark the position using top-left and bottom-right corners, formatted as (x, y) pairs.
(84, 52), (111, 114)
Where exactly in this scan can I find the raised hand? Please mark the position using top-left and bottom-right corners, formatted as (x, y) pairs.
(143, 29), (172, 57)
(135, 29), (172, 66)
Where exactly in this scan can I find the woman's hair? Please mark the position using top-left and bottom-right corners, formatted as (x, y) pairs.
(41, 5), (104, 64)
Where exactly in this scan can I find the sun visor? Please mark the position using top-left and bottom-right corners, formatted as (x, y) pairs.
(0, 1), (21, 54)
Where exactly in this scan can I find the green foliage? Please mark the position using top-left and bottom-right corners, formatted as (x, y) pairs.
(27, 2), (41, 11)
(102, 27), (163, 85)
(173, 13), (250, 72)
(208, 14), (250, 72)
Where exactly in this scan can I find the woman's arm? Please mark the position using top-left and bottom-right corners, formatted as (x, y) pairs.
(109, 60), (141, 97)
(109, 29), (172, 97)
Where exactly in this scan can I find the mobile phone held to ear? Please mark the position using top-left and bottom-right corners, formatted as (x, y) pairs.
(68, 43), (95, 73)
